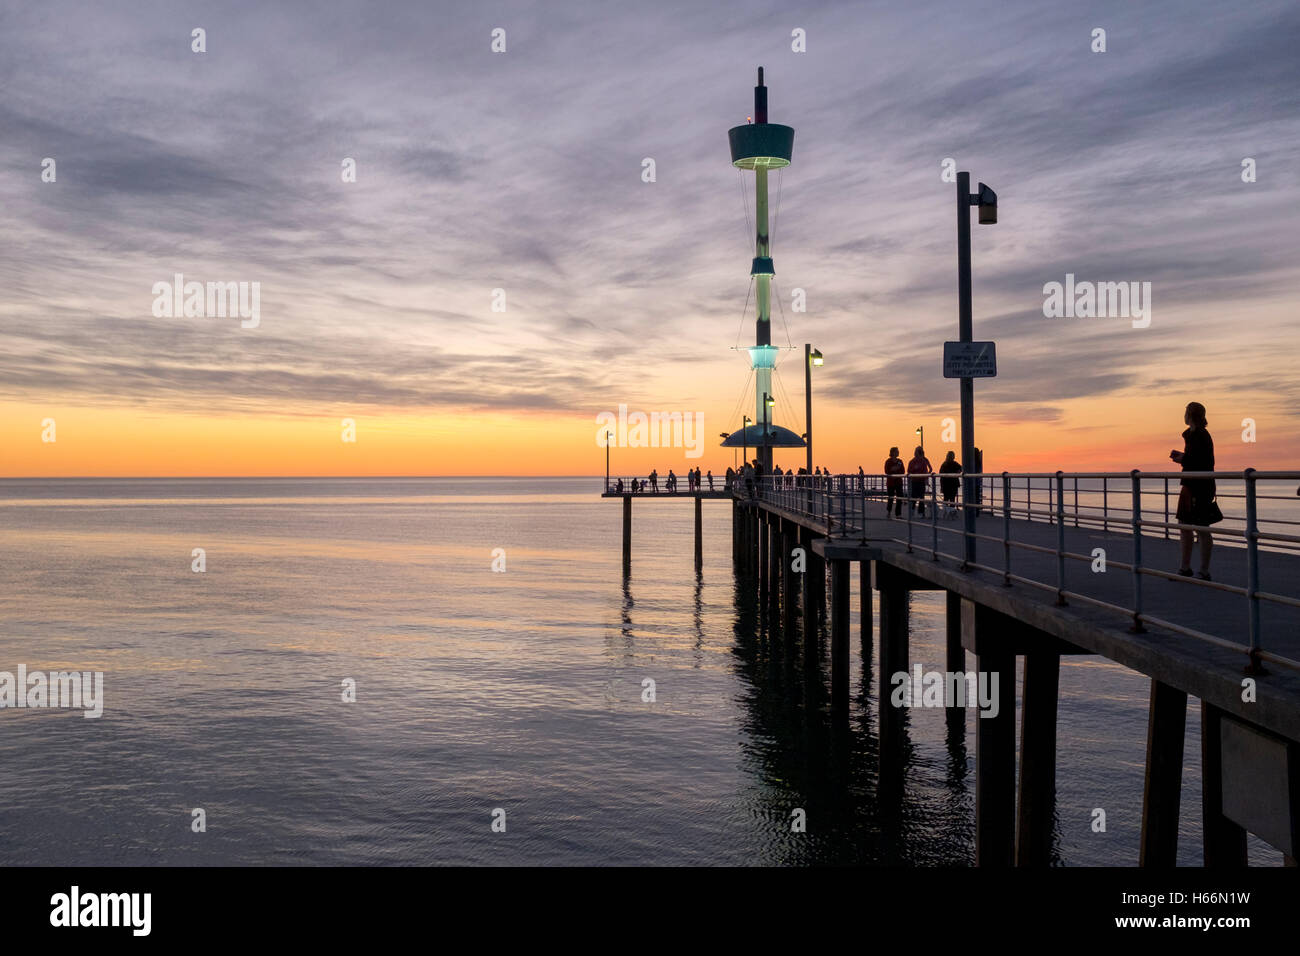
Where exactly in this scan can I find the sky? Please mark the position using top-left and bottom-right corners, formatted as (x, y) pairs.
(1, 0), (1297, 477)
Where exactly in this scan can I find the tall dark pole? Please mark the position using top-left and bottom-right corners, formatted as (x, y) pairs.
(605, 430), (610, 491)
(804, 344), (813, 478)
(957, 171), (976, 566)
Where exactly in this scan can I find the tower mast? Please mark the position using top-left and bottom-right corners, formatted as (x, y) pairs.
(728, 68), (795, 472)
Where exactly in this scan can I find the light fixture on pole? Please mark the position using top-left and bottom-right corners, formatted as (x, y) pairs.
(605, 429), (612, 492)
(956, 170), (998, 565)
(915, 425), (924, 451)
(805, 345), (822, 481)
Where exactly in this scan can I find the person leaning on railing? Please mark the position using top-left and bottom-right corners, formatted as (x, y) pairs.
(1170, 400), (1221, 580)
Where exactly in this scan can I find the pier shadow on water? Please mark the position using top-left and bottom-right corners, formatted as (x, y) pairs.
(722, 561), (998, 865)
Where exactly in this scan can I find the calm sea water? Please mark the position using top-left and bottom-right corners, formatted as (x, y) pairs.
(0, 477), (1279, 865)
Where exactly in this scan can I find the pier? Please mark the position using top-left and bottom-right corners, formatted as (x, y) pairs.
(605, 470), (1300, 866)
(598, 66), (1300, 866)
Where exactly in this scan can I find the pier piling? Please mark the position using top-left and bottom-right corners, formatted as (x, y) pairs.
(1139, 680), (1188, 867)
(1016, 647), (1061, 866)
(622, 495), (631, 576)
(831, 558), (849, 718)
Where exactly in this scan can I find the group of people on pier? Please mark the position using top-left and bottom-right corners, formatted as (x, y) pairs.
(615, 403), (1221, 580)
(615, 467), (714, 495)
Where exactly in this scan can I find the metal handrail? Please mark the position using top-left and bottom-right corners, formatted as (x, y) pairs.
(742, 469), (1300, 673)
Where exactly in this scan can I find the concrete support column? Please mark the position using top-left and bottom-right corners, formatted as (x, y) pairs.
(877, 573), (910, 744)
(767, 515), (781, 626)
(622, 495), (631, 577)
(1016, 648), (1060, 866)
(830, 558), (850, 719)
(963, 599), (1016, 867)
(783, 520), (799, 640)
(1139, 679), (1187, 867)
(860, 560), (872, 652)
(800, 527), (816, 660)
(945, 590), (963, 674)
(813, 549), (827, 615)
(694, 495), (703, 571)
(1201, 701), (1248, 866)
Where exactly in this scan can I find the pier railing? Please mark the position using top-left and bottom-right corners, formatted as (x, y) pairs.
(751, 470), (1300, 674)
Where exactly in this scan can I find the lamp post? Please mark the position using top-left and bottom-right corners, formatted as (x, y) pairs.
(805, 344), (822, 479)
(956, 170), (998, 565)
(742, 416), (752, 469)
(763, 394), (775, 485)
(605, 429), (612, 491)
(915, 425), (924, 453)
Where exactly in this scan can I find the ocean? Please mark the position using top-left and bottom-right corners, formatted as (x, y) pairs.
(0, 477), (1279, 865)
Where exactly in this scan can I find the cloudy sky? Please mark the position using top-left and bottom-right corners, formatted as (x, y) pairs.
(1, 0), (1297, 475)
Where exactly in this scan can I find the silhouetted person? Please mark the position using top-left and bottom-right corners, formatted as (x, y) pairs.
(1171, 401), (1218, 579)
(884, 446), (905, 516)
(939, 451), (961, 514)
(907, 445), (932, 516)
(649, 469), (659, 493)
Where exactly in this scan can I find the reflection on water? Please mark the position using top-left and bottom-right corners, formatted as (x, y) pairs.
(0, 478), (1277, 865)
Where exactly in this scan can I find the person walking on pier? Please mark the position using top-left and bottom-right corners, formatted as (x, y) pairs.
(649, 469), (659, 493)
(884, 447), (905, 516)
(908, 446), (932, 517)
(939, 451), (962, 518)
(1171, 401), (1219, 580)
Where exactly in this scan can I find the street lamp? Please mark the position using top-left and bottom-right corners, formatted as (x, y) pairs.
(915, 425), (924, 452)
(805, 344), (822, 481)
(742, 415), (752, 469)
(956, 170), (998, 565)
(605, 429), (612, 491)
(763, 394), (775, 478)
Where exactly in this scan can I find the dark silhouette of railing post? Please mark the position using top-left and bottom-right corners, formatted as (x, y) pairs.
(1130, 470), (1145, 633)
(1244, 468), (1266, 675)
(1055, 471), (1066, 606)
(1001, 473), (1012, 586)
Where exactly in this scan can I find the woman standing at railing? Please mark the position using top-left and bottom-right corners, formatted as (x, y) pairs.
(1170, 401), (1220, 580)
